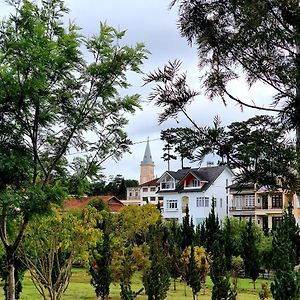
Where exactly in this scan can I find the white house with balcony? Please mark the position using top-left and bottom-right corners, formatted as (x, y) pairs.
(158, 165), (234, 225)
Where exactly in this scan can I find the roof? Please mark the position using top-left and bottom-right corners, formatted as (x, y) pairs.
(64, 195), (124, 213)
(178, 165), (228, 192)
(228, 182), (255, 190)
(158, 165), (230, 193)
(139, 178), (159, 187)
(141, 139), (154, 165)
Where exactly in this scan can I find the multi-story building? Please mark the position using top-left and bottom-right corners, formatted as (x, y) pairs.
(229, 183), (298, 231)
(159, 165), (234, 224)
(139, 178), (163, 206)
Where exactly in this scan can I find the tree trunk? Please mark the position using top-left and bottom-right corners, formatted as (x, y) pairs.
(253, 279), (256, 290)
(7, 257), (15, 300)
(173, 278), (176, 291)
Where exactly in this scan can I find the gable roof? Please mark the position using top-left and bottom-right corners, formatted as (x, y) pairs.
(64, 195), (124, 213)
(139, 178), (159, 187)
(176, 165), (228, 192)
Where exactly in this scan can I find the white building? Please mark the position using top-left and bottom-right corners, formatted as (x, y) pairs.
(140, 178), (163, 206)
(158, 165), (234, 224)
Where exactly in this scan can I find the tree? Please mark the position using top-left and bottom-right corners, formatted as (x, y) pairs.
(241, 218), (261, 289)
(0, 0), (148, 298)
(119, 247), (144, 300)
(116, 205), (161, 245)
(271, 202), (300, 300)
(117, 178), (127, 199)
(203, 198), (220, 254)
(90, 214), (113, 300)
(143, 222), (170, 300)
(181, 205), (194, 250)
(181, 246), (209, 300)
(22, 207), (100, 300)
(210, 239), (232, 300)
(170, 0), (300, 167)
(166, 220), (182, 291)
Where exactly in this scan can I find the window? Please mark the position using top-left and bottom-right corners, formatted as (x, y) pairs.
(142, 187), (148, 192)
(196, 197), (209, 207)
(192, 179), (200, 187)
(150, 197), (156, 201)
(158, 197), (163, 201)
(161, 175), (175, 190)
(135, 192), (138, 197)
(129, 192), (132, 197)
(245, 195), (255, 207)
(233, 195), (243, 208)
(220, 198), (223, 208)
(166, 199), (178, 209)
(150, 187), (156, 192)
(272, 194), (283, 208)
(142, 197), (148, 202)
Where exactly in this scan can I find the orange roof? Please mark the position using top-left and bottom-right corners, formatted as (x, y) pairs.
(64, 195), (124, 213)
(139, 178), (159, 187)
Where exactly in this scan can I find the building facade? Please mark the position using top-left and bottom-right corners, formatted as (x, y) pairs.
(229, 183), (298, 231)
(159, 165), (234, 224)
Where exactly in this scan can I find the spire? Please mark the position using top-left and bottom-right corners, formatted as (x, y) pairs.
(141, 137), (154, 165)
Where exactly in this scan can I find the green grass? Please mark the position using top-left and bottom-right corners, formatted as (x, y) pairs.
(0, 269), (273, 299)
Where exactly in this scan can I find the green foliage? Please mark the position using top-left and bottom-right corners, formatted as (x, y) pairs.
(0, 0), (148, 297)
(210, 239), (231, 300)
(23, 209), (99, 300)
(143, 222), (170, 300)
(241, 218), (260, 289)
(271, 201), (300, 300)
(181, 206), (194, 250)
(203, 198), (220, 254)
(119, 247), (144, 300)
(116, 205), (161, 245)
(90, 216), (113, 300)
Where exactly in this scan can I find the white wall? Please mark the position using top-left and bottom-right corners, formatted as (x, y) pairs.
(162, 168), (233, 224)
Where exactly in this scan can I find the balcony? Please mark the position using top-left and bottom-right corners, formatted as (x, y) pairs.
(229, 206), (255, 211)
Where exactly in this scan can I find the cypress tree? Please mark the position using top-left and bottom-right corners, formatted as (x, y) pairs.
(241, 218), (260, 289)
(181, 205), (194, 250)
(271, 200), (300, 300)
(210, 239), (231, 300)
(143, 222), (170, 300)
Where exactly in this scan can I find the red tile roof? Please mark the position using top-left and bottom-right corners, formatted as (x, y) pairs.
(139, 178), (159, 187)
(64, 195), (124, 213)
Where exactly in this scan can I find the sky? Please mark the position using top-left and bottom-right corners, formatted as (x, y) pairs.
(0, 0), (277, 182)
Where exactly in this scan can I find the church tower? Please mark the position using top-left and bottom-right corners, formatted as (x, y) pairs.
(140, 139), (155, 184)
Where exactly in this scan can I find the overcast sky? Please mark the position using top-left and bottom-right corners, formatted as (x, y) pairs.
(0, 0), (277, 181)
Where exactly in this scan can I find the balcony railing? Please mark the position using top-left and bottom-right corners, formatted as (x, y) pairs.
(229, 206), (255, 211)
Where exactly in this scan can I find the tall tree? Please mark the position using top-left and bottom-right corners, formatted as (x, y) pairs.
(90, 215), (113, 300)
(0, 1), (147, 299)
(181, 205), (194, 250)
(143, 222), (170, 300)
(171, 0), (300, 167)
(241, 218), (261, 289)
(203, 198), (220, 254)
(210, 239), (232, 300)
(271, 201), (300, 300)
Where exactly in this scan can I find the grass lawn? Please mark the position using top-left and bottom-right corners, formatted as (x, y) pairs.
(0, 268), (273, 299)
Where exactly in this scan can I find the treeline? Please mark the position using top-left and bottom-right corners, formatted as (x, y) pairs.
(1, 199), (299, 300)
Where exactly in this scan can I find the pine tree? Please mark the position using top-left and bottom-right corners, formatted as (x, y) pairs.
(204, 198), (220, 253)
(210, 239), (231, 300)
(90, 218), (112, 300)
(271, 200), (300, 300)
(143, 222), (170, 300)
(241, 218), (260, 289)
(181, 206), (194, 250)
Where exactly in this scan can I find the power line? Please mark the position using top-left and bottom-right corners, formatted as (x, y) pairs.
(65, 137), (161, 156)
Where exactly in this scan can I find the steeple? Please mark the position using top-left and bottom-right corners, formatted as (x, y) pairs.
(140, 138), (155, 184)
(141, 138), (154, 165)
